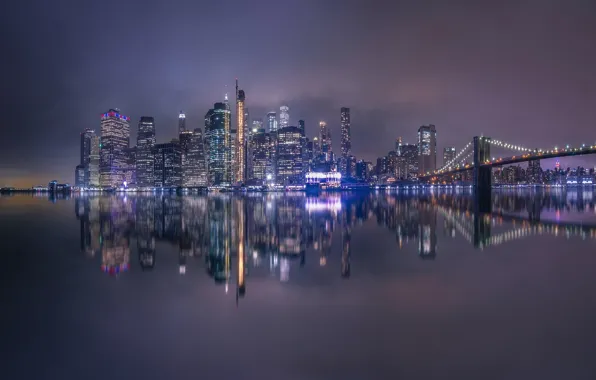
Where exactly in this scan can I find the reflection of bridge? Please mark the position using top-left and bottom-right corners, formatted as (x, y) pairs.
(420, 136), (596, 211)
(436, 198), (596, 249)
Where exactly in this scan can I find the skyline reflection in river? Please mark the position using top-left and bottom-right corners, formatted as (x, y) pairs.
(70, 190), (596, 296)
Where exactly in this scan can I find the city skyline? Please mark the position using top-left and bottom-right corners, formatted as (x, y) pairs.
(2, 1), (596, 186)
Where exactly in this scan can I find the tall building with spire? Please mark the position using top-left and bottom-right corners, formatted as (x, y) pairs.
(279, 105), (290, 129)
(235, 79), (247, 184)
(136, 116), (156, 188)
(99, 109), (130, 188)
(178, 111), (186, 134)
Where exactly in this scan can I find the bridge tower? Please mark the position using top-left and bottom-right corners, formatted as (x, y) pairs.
(473, 136), (492, 213)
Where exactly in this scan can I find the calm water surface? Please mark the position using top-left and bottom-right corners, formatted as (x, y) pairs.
(2, 190), (596, 379)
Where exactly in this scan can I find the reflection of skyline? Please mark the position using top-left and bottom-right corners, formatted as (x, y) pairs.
(73, 190), (596, 289)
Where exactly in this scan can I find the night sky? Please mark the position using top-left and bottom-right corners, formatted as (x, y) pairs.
(1, 0), (595, 186)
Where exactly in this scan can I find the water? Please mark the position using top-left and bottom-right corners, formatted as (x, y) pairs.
(2, 190), (596, 379)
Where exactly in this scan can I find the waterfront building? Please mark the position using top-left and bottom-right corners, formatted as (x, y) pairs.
(319, 121), (332, 162)
(99, 109), (130, 188)
(417, 124), (437, 176)
(276, 126), (304, 185)
(250, 128), (271, 184)
(205, 101), (232, 186)
(182, 128), (207, 186)
(79, 128), (95, 187)
(136, 116), (156, 188)
(340, 107), (351, 159)
(123, 146), (136, 185)
(153, 142), (182, 187)
(88, 136), (100, 187)
(75, 165), (85, 187)
(235, 82), (247, 184)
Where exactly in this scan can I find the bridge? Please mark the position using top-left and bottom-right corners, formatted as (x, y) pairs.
(420, 136), (596, 211)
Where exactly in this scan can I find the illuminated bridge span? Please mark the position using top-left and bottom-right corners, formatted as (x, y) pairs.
(421, 136), (596, 211)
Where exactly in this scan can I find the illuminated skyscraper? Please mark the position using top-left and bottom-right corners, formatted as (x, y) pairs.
(340, 108), (351, 157)
(276, 126), (304, 185)
(123, 146), (136, 185)
(443, 147), (456, 167)
(88, 136), (100, 187)
(267, 112), (277, 132)
(396, 142), (418, 179)
(235, 80), (247, 184)
(205, 101), (231, 185)
(153, 142), (181, 187)
(319, 121), (332, 162)
(100, 109), (130, 188)
(178, 111), (186, 134)
(250, 128), (271, 183)
(279, 105), (290, 129)
(136, 116), (156, 188)
(78, 128), (96, 187)
(417, 124), (437, 175)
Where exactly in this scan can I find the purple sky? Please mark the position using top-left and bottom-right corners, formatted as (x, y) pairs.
(1, 0), (595, 186)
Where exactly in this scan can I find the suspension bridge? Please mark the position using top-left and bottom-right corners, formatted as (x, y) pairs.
(420, 136), (596, 211)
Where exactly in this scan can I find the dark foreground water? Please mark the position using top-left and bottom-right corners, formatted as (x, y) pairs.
(2, 189), (596, 379)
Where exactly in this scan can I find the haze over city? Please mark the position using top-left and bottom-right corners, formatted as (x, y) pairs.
(1, 0), (596, 186)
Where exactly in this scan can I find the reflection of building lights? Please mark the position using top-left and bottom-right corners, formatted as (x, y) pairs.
(280, 258), (289, 282)
(305, 198), (342, 212)
(319, 257), (327, 266)
(179, 265), (186, 275)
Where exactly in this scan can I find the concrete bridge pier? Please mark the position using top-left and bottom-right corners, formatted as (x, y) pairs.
(473, 136), (492, 213)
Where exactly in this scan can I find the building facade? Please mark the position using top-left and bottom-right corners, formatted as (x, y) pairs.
(100, 109), (130, 188)
(153, 142), (182, 187)
(235, 82), (247, 184)
(276, 126), (304, 185)
(417, 124), (437, 175)
(250, 128), (271, 183)
(319, 121), (332, 162)
(279, 105), (290, 129)
(205, 102), (232, 186)
(88, 136), (100, 187)
(136, 116), (156, 188)
(267, 112), (277, 132)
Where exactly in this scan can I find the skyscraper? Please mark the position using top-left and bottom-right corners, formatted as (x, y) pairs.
(123, 146), (136, 185)
(75, 165), (85, 187)
(276, 126), (304, 185)
(100, 109), (130, 188)
(298, 119), (305, 132)
(396, 141), (418, 179)
(235, 81), (247, 184)
(319, 121), (332, 162)
(79, 128), (96, 187)
(179, 129), (193, 186)
(443, 147), (456, 167)
(153, 142), (182, 187)
(267, 112), (277, 132)
(279, 105), (290, 129)
(178, 111), (186, 134)
(417, 124), (437, 175)
(205, 101), (231, 185)
(182, 128), (207, 186)
(250, 128), (271, 183)
(136, 116), (156, 188)
(88, 136), (100, 187)
(340, 108), (351, 157)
